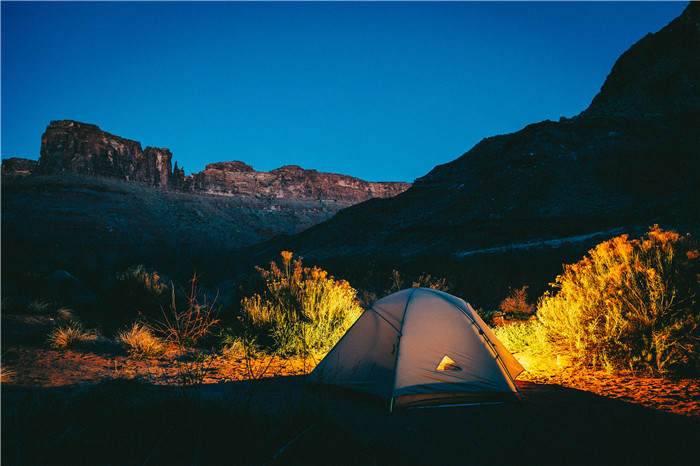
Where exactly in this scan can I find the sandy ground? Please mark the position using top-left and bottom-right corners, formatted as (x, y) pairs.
(2, 314), (698, 418)
(2, 314), (700, 465)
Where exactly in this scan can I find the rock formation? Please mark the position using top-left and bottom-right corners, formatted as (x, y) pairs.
(36, 120), (178, 188)
(2, 122), (408, 282)
(33, 120), (410, 203)
(1, 157), (38, 178)
(187, 161), (409, 202)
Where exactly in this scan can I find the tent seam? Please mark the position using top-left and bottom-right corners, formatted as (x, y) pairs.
(368, 307), (402, 335)
(389, 288), (417, 411)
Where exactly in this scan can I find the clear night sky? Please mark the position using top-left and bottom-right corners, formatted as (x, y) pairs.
(1, 1), (688, 182)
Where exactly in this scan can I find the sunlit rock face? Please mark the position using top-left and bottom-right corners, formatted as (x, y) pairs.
(37, 120), (176, 188)
(272, 3), (700, 260)
(187, 161), (410, 202)
(35, 120), (410, 203)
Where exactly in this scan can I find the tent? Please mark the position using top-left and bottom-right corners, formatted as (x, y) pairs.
(307, 287), (524, 410)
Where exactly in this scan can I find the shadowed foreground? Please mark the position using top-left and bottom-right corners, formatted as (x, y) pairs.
(3, 375), (698, 465)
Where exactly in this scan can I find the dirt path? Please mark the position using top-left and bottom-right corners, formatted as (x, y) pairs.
(456, 227), (627, 257)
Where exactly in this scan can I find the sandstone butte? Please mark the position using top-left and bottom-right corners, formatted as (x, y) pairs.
(5, 119), (410, 204)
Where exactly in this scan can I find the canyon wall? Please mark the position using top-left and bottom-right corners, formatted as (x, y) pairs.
(30, 120), (410, 203)
(36, 120), (179, 188)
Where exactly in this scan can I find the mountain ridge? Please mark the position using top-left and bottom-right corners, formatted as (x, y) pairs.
(263, 3), (699, 262)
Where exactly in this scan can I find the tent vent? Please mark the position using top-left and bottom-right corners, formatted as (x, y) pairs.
(436, 355), (461, 371)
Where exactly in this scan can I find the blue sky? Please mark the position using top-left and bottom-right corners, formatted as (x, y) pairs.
(1, 2), (688, 182)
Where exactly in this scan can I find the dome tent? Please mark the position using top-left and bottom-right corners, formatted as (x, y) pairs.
(308, 288), (524, 410)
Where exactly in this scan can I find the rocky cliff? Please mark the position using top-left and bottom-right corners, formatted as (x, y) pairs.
(187, 161), (409, 202)
(33, 120), (410, 203)
(36, 120), (178, 188)
(1, 157), (38, 179)
(1, 172), (362, 283)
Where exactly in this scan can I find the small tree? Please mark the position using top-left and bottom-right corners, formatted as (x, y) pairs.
(537, 226), (700, 375)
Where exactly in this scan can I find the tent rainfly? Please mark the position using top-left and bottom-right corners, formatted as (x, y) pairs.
(307, 288), (524, 410)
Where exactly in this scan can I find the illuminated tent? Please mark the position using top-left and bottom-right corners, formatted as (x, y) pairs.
(308, 288), (524, 410)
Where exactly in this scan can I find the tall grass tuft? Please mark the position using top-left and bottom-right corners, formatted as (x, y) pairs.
(537, 226), (700, 375)
(46, 322), (98, 349)
(27, 299), (52, 314)
(117, 322), (165, 359)
(240, 251), (363, 355)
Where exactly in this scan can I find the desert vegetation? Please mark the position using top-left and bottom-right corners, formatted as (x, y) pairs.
(149, 273), (221, 349)
(495, 226), (700, 376)
(3, 228), (700, 466)
(28, 226), (699, 380)
(46, 322), (99, 350)
(107, 264), (170, 321)
(117, 322), (165, 359)
(235, 252), (363, 356)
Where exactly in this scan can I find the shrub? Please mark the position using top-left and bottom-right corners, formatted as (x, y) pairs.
(498, 286), (536, 318)
(240, 252), (363, 355)
(55, 307), (79, 322)
(537, 226), (700, 375)
(386, 270), (450, 293)
(150, 273), (221, 348)
(411, 273), (450, 292)
(492, 321), (552, 359)
(27, 299), (52, 314)
(117, 322), (165, 359)
(46, 322), (98, 349)
(108, 265), (169, 319)
(388, 269), (404, 292)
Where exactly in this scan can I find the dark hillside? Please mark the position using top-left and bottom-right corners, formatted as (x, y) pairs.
(257, 3), (700, 307)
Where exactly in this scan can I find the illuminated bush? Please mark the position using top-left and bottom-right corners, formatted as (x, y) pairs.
(493, 321), (551, 359)
(240, 252), (363, 355)
(117, 322), (165, 359)
(498, 286), (536, 318)
(46, 322), (98, 350)
(537, 226), (700, 375)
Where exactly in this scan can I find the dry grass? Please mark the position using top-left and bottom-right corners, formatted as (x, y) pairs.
(151, 273), (220, 348)
(55, 307), (79, 322)
(46, 322), (98, 349)
(117, 322), (165, 359)
(27, 299), (52, 314)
